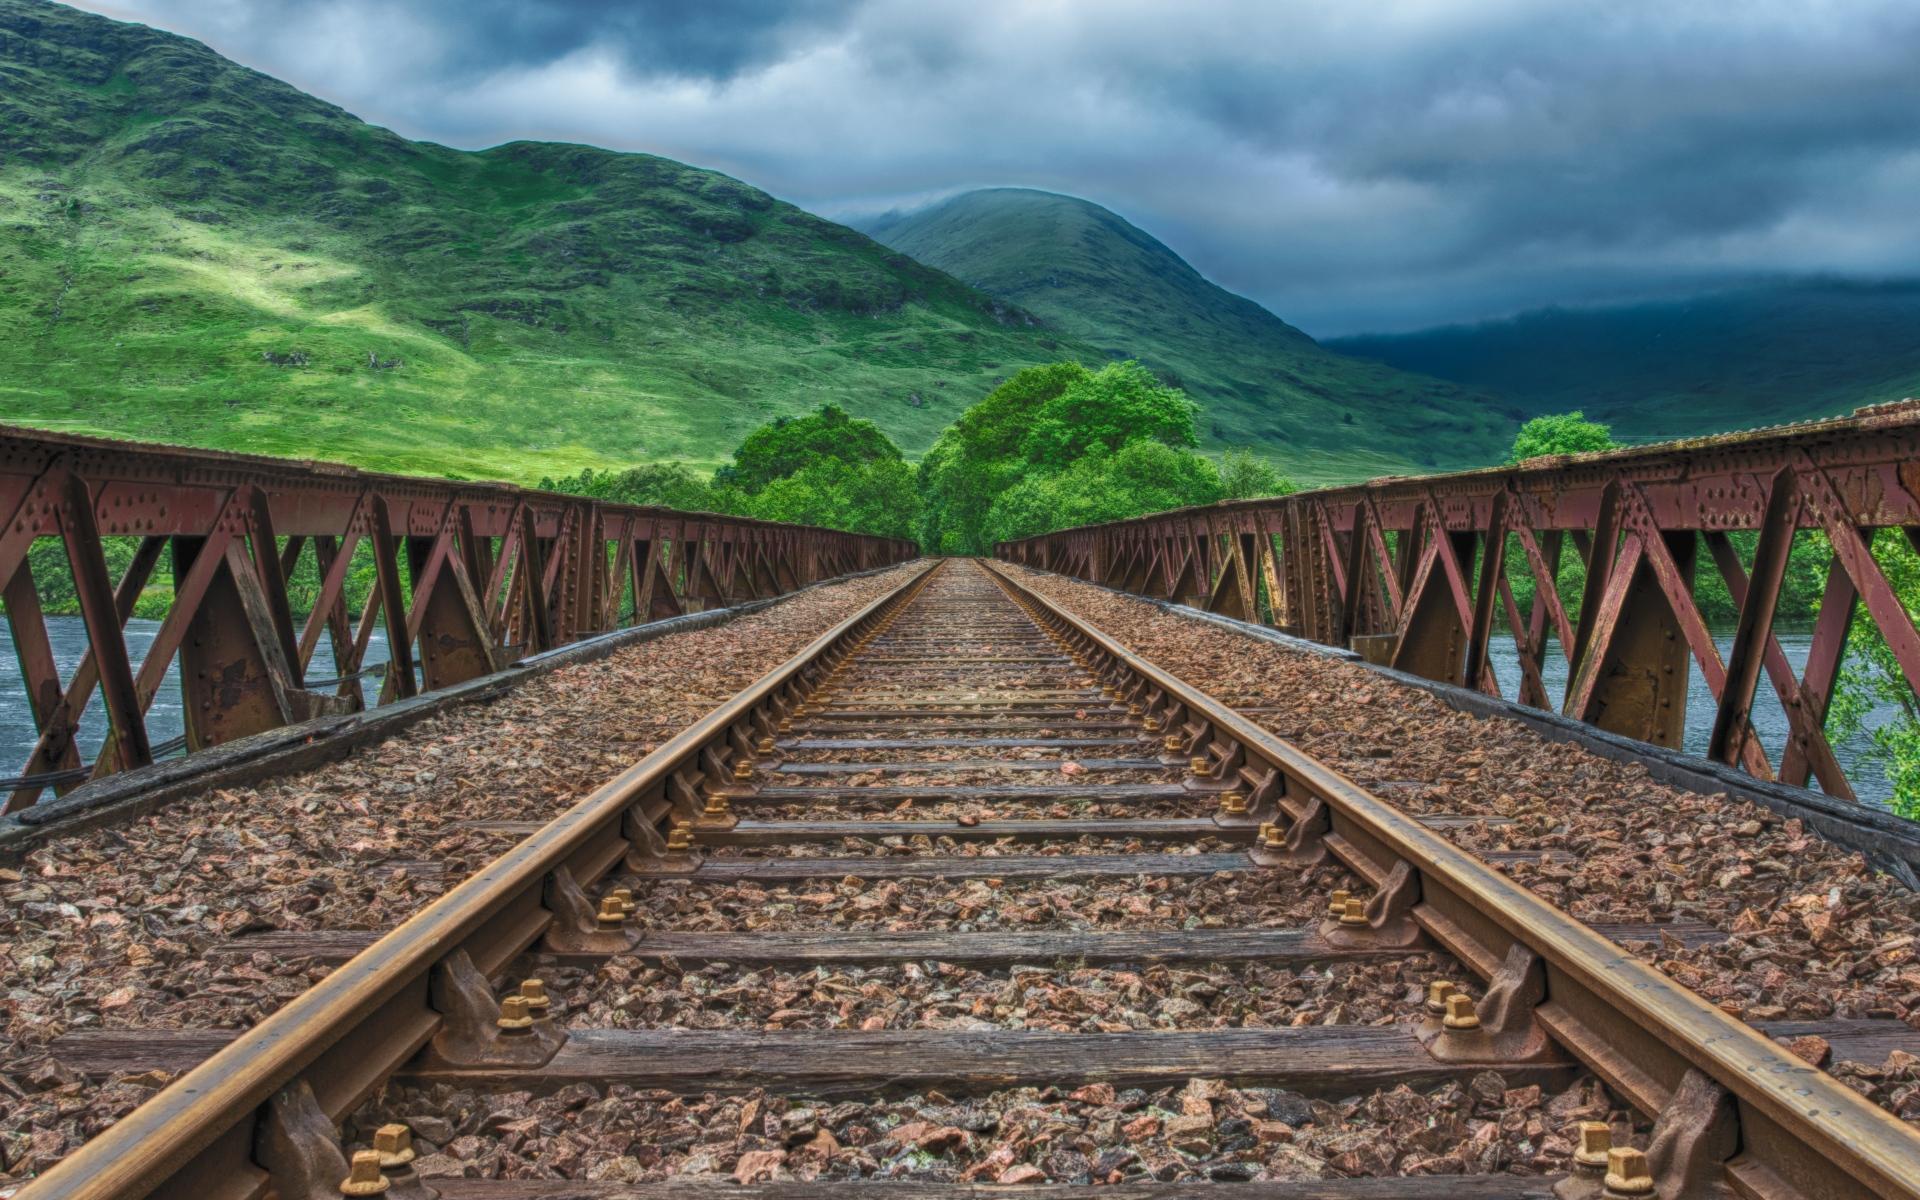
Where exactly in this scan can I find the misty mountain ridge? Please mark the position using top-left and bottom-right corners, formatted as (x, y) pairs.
(857, 188), (1519, 484)
(1329, 280), (1920, 439)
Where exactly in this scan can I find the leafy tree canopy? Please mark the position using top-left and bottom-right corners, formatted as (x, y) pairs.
(1506, 411), (1617, 463)
(720, 404), (903, 494)
(1019, 360), (1200, 469)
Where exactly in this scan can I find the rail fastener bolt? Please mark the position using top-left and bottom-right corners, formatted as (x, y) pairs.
(665, 823), (695, 853)
(1441, 993), (1481, 1030)
(1426, 980), (1456, 1017)
(733, 759), (755, 782)
(607, 886), (637, 914)
(1326, 889), (1351, 919)
(1189, 755), (1213, 778)
(1256, 822), (1284, 850)
(1218, 791), (1249, 816)
(1128, 703), (1144, 716)
(704, 793), (733, 819)
(1572, 1122), (1611, 1180)
(1142, 716), (1161, 731)
(519, 979), (551, 1020)
(1338, 897), (1369, 927)
(594, 896), (629, 932)
(373, 1125), (417, 1172)
(1163, 735), (1183, 754)
(341, 1149), (391, 1197)
(756, 737), (776, 754)
(496, 994), (535, 1033)
(1601, 1146), (1654, 1197)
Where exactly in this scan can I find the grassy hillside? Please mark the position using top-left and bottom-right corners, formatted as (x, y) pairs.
(858, 188), (1518, 484)
(1329, 282), (1920, 440)
(0, 0), (1092, 481)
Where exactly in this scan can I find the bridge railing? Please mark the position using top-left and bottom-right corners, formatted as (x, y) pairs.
(0, 426), (915, 813)
(997, 401), (1920, 804)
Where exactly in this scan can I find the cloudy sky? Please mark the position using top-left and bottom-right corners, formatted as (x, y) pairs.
(71, 0), (1920, 335)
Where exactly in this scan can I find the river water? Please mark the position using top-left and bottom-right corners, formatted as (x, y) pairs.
(1484, 629), (1896, 808)
(0, 616), (1898, 807)
(0, 616), (392, 782)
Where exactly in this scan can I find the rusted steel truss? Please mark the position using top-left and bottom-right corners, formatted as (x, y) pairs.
(998, 401), (1920, 801)
(0, 427), (913, 812)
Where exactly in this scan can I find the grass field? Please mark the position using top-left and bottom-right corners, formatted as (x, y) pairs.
(0, 0), (1095, 482)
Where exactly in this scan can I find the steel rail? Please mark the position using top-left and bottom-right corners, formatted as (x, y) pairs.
(980, 559), (1920, 1200)
(16, 560), (940, 1200)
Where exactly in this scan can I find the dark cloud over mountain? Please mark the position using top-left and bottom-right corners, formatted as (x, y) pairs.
(69, 0), (1920, 334)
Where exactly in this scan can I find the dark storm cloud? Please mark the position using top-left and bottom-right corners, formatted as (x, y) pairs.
(67, 0), (1920, 333)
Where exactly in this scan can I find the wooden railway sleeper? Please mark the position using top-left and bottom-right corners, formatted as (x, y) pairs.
(420, 949), (565, 1069)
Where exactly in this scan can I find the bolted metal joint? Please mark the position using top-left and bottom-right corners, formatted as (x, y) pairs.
(625, 804), (700, 875)
(1420, 942), (1559, 1066)
(1321, 860), (1427, 950)
(420, 949), (566, 1069)
(539, 866), (642, 954)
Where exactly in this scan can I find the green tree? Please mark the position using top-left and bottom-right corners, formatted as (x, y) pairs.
(1506, 411), (1617, 463)
(918, 363), (1090, 554)
(1827, 530), (1920, 816)
(1019, 361), (1199, 469)
(748, 458), (922, 541)
(983, 440), (1225, 544)
(720, 404), (903, 494)
(540, 462), (730, 512)
(1218, 448), (1297, 500)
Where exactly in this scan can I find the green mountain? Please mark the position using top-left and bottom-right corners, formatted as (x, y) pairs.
(0, 0), (1094, 481)
(857, 188), (1518, 484)
(1329, 282), (1920, 440)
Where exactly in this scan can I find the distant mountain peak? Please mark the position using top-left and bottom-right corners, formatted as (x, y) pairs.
(857, 187), (1515, 483)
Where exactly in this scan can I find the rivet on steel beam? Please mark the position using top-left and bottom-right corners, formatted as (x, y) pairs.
(1338, 897), (1369, 927)
(1601, 1147), (1654, 1197)
(497, 993), (535, 1032)
(1426, 980), (1456, 1017)
(519, 979), (551, 1020)
(373, 1125), (416, 1171)
(1326, 889), (1350, 919)
(1442, 992), (1480, 1030)
(341, 1149), (391, 1196)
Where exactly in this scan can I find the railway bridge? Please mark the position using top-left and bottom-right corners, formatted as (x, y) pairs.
(3, 408), (1920, 1200)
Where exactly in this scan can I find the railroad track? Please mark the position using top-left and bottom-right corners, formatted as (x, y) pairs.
(18, 558), (1920, 1200)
